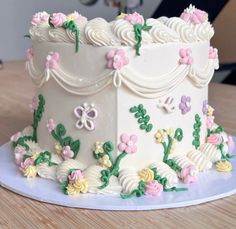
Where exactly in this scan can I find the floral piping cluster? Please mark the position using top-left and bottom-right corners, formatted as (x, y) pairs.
(47, 120), (81, 161)
(62, 169), (88, 195)
(106, 49), (129, 70)
(130, 104), (153, 132)
(11, 129), (57, 178)
(154, 128), (196, 183)
(205, 104), (235, 171)
(121, 166), (187, 199)
(93, 133), (137, 189)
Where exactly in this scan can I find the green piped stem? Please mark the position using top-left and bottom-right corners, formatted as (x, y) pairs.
(63, 20), (79, 52)
(99, 151), (127, 189)
(32, 94), (45, 142)
(133, 21), (152, 56)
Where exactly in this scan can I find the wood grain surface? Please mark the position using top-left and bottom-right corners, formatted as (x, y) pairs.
(0, 61), (236, 229)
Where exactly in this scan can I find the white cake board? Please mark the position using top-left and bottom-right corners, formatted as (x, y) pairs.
(0, 139), (236, 211)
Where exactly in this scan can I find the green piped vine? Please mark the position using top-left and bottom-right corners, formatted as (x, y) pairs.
(51, 123), (80, 159)
(133, 21), (152, 56)
(192, 114), (201, 149)
(121, 167), (187, 199)
(155, 128), (184, 173)
(49, 17), (79, 52)
(130, 104), (153, 132)
(92, 141), (129, 189)
(32, 94), (45, 142)
(13, 135), (34, 150)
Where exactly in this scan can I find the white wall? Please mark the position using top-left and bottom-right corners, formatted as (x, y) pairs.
(0, 0), (161, 61)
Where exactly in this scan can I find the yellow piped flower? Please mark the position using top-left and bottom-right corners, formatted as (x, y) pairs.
(54, 142), (62, 155)
(139, 168), (154, 182)
(216, 160), (233, 172)
(66, 183), (80, 195)
(166, 128), (175, 137)
(22, 165), (37, 178)
(207, 105), (215, 117)
(155, 129), (167, 143)
(93, 141), (104, 155)
(98, 155), (112, 168)
(73, 179), (88, 194)
(116, 13), (127, 20)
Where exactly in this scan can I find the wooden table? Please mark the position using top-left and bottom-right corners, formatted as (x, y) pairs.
(0, 61), (236, 228)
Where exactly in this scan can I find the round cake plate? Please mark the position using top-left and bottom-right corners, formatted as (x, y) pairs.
(0, 139), (236, 211)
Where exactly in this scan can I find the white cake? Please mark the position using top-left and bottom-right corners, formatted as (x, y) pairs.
(11, 5), (235, 198)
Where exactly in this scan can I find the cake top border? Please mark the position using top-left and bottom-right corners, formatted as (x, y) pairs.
(29, 4), (214, 53)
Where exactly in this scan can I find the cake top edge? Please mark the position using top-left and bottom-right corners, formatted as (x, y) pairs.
(29, 4), (214, 49)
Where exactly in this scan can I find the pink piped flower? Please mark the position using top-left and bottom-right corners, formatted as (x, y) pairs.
(227, 136), (235, 154)
(206, 116), (215, 129)
(29, 96), (37, 113)
(68, 169), (84, 182)
(179, 48), (193, 65)
(14, 146), (27, 165)
(46, 118), (56, 133)
(180, 5), (208, 25)
(50, 13), (67, 28)
(118, 133), (138, 154)
(106, 49), (129, 70)
(46, 52), (60, 69)
(207, 134), (222, 145)
(145, 180), (163, 196)
(180, 165), (198, 184)
(62, 146), (74, 160)
(31, 11), (49, 26)
(124, 12), (144, 25)
(26, 48), (33, 61)
(209, 46), (218, 59)
(20, 157), (34, 170)
(10, 132), (22, 142)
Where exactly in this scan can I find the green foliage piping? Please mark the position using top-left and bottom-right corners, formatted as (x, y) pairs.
(32, 94), (45, 142)
(130, 104), (153, 133)
(192, 114), (201, 149)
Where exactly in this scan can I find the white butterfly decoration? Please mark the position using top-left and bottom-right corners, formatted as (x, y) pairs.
(74, 103), (98, 131)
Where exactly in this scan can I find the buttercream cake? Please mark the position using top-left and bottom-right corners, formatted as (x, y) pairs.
(11, 5), (235, 198)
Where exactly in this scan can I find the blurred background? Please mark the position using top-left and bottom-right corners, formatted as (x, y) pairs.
(0, 0), (235, 84)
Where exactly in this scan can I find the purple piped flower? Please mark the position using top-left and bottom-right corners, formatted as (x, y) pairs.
(179, 96), (191, 114)
(202, 100), (208, 115)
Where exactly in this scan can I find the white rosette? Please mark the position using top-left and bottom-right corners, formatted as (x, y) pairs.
(85, 18), (121, 46)
(193, 22), (214, 41)
(187, 150), (212, 171)
(199, 143), (221, 163)
(37, 154), (62, 181)
(29, 22), (50, 42)
(112, 19), (153, 46)
(56, 159), (86, 183)
(24, 140), (42, 155)
(149, 161), (179, 188)
(118, 168), (140, 194)
(83, 165), (122, 195)
(147, 18), (179, 43)
(164, 17), (197, 43)
(48, 27), (72, 42)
